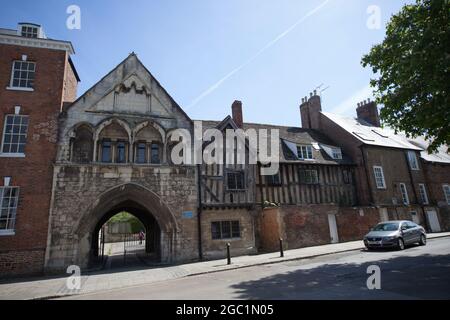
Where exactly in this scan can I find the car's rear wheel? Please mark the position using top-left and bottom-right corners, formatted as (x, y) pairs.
(419, 234), (427, 246)
(397, 238), (405, 250)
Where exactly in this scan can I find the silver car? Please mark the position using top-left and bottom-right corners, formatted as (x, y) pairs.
(363, 220), (427, 250)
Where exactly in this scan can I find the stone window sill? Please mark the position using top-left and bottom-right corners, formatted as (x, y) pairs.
(0, 153), (25, 158)
(0, 230), (15, 236)
(6, 86), (34, 92)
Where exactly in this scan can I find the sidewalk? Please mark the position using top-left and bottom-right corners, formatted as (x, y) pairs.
(1, 232), (449, 300)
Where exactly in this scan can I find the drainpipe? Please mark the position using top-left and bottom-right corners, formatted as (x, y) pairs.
(196, 164), (203, 260)
(359, 145), (375, 206)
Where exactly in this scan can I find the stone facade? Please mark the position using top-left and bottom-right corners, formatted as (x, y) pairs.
(46, 164), (198, 270)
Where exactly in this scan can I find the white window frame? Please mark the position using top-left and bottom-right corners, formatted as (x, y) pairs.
(297, 145), (313, 160)
(331, 148), (342, 160)
(399, 183), (409, 205)
(0, 186), (20, 235)
(418, 183), (429, 205)
(20, 25), (38, 38)
(443, 184), (450, 205)
(407, 151), (419, 170)
(0, 114), (29, 157)
(8, 60), (36, 91)
(373, 166), (386, 189)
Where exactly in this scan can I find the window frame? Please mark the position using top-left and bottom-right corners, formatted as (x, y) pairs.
(226, 170), (246, 191)
(9, 60), (36, 90)
(1, 114), (29, 156)
(116, 141), (127, 163)
(297, 145), (313, 160)
(20, 25), (38, 38)
(0, 186), (20, 235)
(150, 143), (160, 164)
(266, 172), (282, 186)
(211, 220), (241, 240)
(298, 169), (319, 185)
(407, 151), (419, 170)
(443, 184), (450, 205)
(399, 183), (409, 205)
(331, 148), (342, 160)
(100, 139), (112, 163)
(135, 142), (147, 164)
(418, 183), (429, 205)
(373, 166), (386, 189)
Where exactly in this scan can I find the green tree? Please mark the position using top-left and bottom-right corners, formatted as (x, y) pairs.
(362, 0), (449, 152)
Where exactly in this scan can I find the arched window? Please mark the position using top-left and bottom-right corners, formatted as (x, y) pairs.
(97, 121), (129, 163)
(134, 124), (163, 164)
(72, 125), (93, 163)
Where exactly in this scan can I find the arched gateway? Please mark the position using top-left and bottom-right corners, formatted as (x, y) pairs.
(45, 180), (185, 272)
(76, 183), (179, 267)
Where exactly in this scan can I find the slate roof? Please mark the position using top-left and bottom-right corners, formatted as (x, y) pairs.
(321, 111), (450, 164)
(197, 118), (354, 165)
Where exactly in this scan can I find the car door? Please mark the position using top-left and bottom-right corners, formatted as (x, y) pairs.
(409, 221), (421, 241)
(401, 222), (413, 244)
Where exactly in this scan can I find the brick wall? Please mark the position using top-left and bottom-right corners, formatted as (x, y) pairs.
(0, 44), (77, 276)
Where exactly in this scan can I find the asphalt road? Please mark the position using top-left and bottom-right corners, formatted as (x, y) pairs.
(59, 237), (450, 300)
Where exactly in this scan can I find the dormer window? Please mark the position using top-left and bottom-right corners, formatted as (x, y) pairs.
(21, 25), (38, 38)
(332, 148), (342, 159)
(297, 145), (313, 160)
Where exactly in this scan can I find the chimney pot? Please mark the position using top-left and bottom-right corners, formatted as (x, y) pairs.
(314, 89), (317, 95)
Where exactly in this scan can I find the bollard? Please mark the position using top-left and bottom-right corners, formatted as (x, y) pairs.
(226, 243), (231, 265)
(279, 238), (284, 257)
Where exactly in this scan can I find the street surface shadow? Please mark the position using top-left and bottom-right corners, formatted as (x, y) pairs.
(230, 253), (450, 300)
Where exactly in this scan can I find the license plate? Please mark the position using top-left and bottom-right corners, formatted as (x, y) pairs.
(368, 241), (381, 245)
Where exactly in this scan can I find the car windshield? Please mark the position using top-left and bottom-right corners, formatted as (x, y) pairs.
(373, 223), (399, 231)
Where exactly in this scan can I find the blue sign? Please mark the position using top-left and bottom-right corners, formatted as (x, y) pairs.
(182, 211), (194, 219)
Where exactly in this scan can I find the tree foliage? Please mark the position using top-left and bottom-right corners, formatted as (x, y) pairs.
(362, 0), (450, 152)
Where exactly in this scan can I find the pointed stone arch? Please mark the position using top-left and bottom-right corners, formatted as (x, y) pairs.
(75, 183), (180, 267)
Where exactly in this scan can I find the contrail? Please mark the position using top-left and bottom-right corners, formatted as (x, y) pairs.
(186, 0), (331, 110)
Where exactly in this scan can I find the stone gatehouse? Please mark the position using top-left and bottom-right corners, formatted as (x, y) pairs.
(45, 54), (202, 271)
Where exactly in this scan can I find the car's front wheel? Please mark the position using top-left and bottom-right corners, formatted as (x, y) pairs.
(397, 238), (405, 250)
(419, 234), (427, 246)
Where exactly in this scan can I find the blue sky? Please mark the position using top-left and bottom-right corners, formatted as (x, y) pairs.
(1, 0), (413, 126)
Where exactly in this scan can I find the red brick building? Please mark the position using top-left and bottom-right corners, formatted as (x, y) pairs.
(0, 23), (78, 276)
(300, 92), (450, 233)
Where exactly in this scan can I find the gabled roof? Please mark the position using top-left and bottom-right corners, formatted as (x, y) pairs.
(66, 53), (192, 123)
(321, 111), (422, 151)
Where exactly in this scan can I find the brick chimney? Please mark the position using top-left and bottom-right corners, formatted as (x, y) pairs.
(231, 100), (243, 128)
(300, 90), (322, 129)
(356, 99), (380, 127)
(300, 96), (310, 128)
